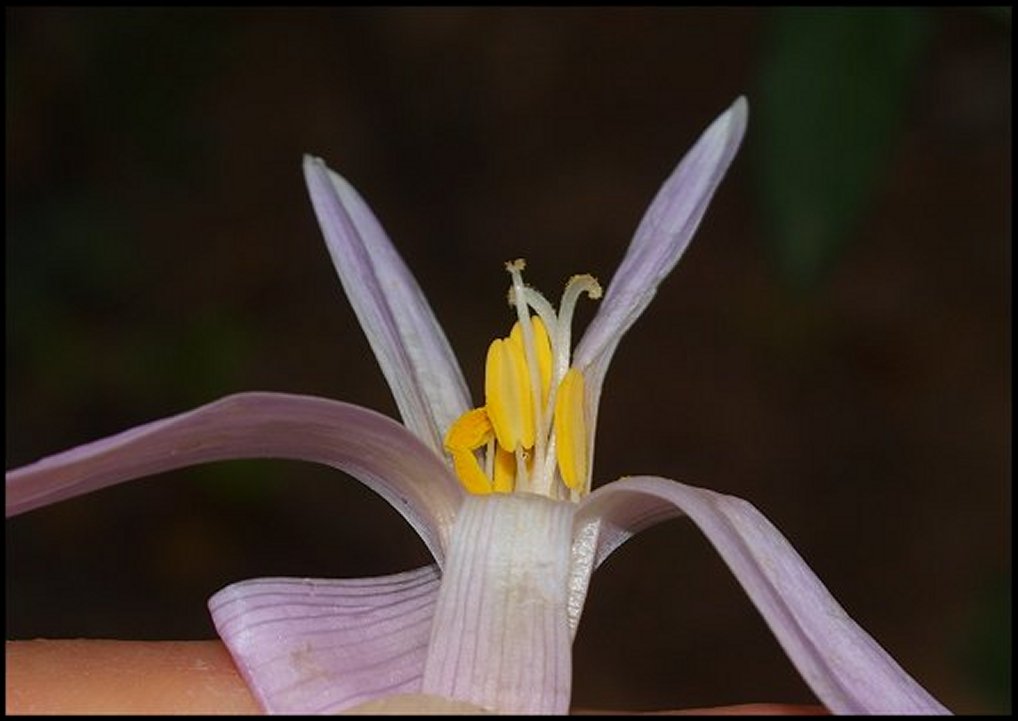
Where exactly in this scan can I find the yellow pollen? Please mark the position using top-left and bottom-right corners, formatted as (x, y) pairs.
(444, 407), (494, 452)
(444, 408), (496, 495)
(510, 316), (552, 407)
(554, 368), (588, 490)
(449, 448), (494, 495)
(492, 445), (516, 493)
(485, 337), (535, 452)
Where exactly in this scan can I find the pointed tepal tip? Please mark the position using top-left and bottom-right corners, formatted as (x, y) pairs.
(302, 153), (326, 171)
(703, 96), (748, 157)
(722, 95), (749, 137)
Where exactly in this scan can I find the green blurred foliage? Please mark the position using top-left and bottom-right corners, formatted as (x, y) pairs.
(978, 6), (1011, 28)
(757, 8), (931, 291)
(960, 573), (1012, 711)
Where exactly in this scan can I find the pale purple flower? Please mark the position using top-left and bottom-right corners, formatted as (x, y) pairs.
(5, 97), (949, 715)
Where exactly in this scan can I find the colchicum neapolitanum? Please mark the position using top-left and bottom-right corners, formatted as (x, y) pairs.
(6, 97), (950, 715)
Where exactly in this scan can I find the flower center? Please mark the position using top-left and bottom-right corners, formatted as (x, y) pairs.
(443, 260), (601, 501)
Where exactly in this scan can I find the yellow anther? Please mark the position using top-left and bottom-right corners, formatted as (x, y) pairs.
(445, 408), (497, 494)
(449, 448), (493, 495)
(553, 368), (587, 490)
(492, 445), (516, 494)
(444, 407), (494, 452)
(485, 337), (535, 452)
(509, 316), (552, 406)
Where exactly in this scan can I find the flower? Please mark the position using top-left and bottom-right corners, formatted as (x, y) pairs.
(5, 97), (949, 715)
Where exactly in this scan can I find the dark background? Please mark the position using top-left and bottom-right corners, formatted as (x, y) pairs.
(5, 8), (1010, 714)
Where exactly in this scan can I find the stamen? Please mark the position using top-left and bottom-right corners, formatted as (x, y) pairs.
(505, 259), (547, 489)
(539, 432), (560, 498)
(449, 449), (493, 495)
(485, 338), (535, 452)
(514, 446), (529, 487)
(510, 317), (552, 406)
(444, 408), (497, 495)
(444, 408), (494, 452)
(493, 446), (516, 493)
(444, 261), (601, 500)
(553, 368), (588, 490)
(484, 437), (495, 480)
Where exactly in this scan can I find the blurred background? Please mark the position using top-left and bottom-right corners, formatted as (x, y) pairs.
(5, 7), (1010, 714)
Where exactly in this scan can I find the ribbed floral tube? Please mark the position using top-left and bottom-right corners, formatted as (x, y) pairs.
(209, 567), (441, 713)
(420, 494), (575, 714)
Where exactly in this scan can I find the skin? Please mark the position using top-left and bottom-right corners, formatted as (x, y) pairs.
(5, 640), (828, 715)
